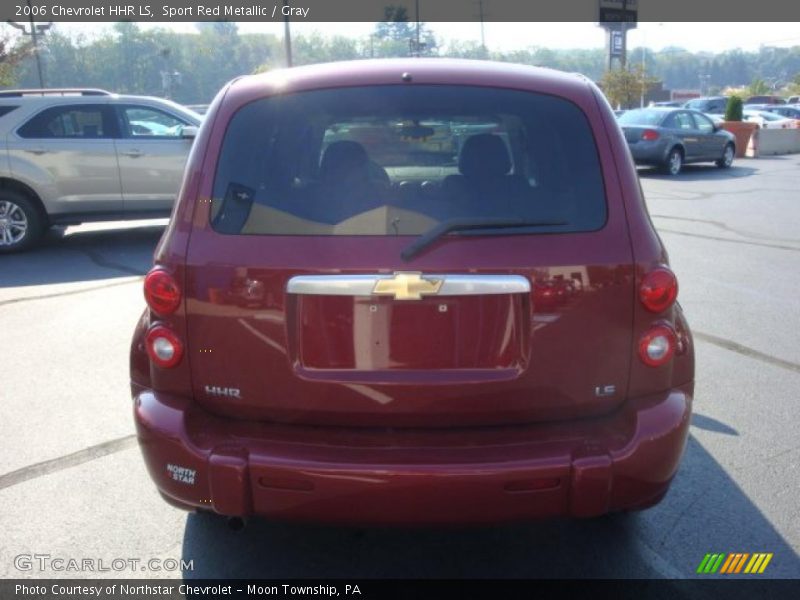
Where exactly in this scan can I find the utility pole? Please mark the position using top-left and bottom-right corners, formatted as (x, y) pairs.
(699, 73), (710, 96)
(408, 0), (426, 57)
(414, 0), (421, 57)
(478, 0), (486, 55)
(640, 28), (646, 107)
(283, 0), (292, 67)
(7, 0), (52, 88)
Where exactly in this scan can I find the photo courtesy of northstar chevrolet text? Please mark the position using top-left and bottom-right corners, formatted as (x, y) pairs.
(0, 0), (798, 595)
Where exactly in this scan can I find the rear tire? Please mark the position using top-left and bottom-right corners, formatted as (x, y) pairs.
(0, 191), (45, 253)
(716, 143), (734, 168)
(662, 147), (683, 176)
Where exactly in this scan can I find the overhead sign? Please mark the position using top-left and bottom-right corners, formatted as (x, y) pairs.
(599, 0), (638, 25)
(671, 89), (702, 101)
(610, 31), (624, 56)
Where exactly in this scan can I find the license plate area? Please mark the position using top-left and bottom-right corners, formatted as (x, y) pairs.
(294, 294), (526, 371)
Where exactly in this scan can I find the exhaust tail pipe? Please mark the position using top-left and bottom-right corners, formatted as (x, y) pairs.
(227, 516), (247, 531)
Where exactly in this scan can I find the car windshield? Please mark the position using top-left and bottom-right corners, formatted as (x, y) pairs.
(684, 99), (715, 110)
(616, 109), (665, 126)
(210, 85), (607, 236)
(746, 111), (781, 121)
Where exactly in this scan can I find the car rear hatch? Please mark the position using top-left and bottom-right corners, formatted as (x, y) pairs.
(622, 126), (647, 143)
(184, 82), (634, 427)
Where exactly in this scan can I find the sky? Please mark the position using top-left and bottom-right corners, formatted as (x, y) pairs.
(48, 21), (800, 53)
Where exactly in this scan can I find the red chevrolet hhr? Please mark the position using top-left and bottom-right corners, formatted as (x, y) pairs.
(131, 59), (694, 524)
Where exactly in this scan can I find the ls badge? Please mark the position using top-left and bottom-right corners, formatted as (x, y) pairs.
(594, 385), (616, 397)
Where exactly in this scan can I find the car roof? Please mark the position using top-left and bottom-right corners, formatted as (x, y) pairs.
(685, 96), (726, 102)
(0, 91), (183, 105)
(224, 58), (593, 108)
(0, 92), (202, 124)
(626, 107), (681, 113)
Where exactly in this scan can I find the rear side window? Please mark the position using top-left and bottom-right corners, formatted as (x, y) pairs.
(18, 104), (113, 139)
(211, 85), (606, 236)
(0, 106), (19, 119)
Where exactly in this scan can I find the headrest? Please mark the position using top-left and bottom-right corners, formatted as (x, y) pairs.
(319, 141), (369, 181)
(459, 134), (512, 178)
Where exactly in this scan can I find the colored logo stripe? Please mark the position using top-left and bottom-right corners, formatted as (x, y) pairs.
(698, 553), (773, 574)
(696, 553), (725, 574)
(744, 553), (773, 574)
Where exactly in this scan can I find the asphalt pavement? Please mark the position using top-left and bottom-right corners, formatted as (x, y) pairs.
(1, 157), (799, 582)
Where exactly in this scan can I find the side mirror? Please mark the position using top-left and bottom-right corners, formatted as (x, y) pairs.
(181, 125), (199, 139)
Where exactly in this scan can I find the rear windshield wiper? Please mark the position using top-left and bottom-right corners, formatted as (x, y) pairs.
(401, 217), (568, 262)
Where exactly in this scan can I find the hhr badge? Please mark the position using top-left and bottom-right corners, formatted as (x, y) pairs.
(205, 385), (241, 399)
(372, 272), (443, 301)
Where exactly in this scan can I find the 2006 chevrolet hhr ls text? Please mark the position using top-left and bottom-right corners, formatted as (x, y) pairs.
(131, 59), (694, 524)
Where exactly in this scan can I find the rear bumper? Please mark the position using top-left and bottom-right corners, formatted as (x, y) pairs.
(133, 383), (692, 524)
(628, 140), (669, 164)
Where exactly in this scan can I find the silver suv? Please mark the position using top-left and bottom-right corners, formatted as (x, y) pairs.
(0, 88), (201, 252)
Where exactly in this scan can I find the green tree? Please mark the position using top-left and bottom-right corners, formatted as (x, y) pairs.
(600, 64), (659, 109)
(786, 73), (800, 96)
(724, 95), (743, 122)
(374, 6), (412, 40)
(195, 21), (238, 37)
(747, 78), (770, 96)
(0, 31), (32, 87)
(442, 40), (489, 60)
(373, 5), (437, 56)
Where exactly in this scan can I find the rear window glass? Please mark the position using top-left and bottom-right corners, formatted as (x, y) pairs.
(18, 105), (110, 138)
(211, 85), (606, 236)
(617, 109), (665, 126)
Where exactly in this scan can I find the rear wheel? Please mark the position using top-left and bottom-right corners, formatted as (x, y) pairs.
(716, 143), (734, 168)
(663, 147), (683, 176)
(0, 191), (45, 253)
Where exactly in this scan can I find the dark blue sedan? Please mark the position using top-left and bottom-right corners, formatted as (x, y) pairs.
(618, 108), (736, 175)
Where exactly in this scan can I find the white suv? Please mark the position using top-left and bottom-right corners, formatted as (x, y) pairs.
(0, 88), (201, 252)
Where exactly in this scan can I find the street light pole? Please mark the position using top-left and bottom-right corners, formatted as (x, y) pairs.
(478, 0), (486, 55)
(414, 0), (421, 57)
(640, 27), (646, 108)
(282, 0), (292, 67)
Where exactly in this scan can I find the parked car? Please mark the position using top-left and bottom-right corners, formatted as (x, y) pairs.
(650, 101), (683, 107)
(742, 109), (795, 129)
(617, 107), (736, 175)
(786, 96), (800, 104)
(0, 88), (201, 252)
(131, 59), (694, 525)
(744, 95), (785, 105)
(184, 103), (209, 115)
(756, 105), (800, 121)
(683, 96), (729, 114)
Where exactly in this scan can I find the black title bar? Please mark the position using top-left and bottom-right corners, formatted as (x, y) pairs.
(3, 579), (800, 600)
(2, 0), (800, 22)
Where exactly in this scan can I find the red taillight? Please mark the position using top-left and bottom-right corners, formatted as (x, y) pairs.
(640, 267), (678, 313)
(638, 324), (677, 367)
(144, 267), (181, 316)
(145, 325), (183, 368)
(641, 129), (660, 141)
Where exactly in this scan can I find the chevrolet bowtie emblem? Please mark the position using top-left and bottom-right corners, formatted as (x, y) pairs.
(372, 272), (444, 300)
